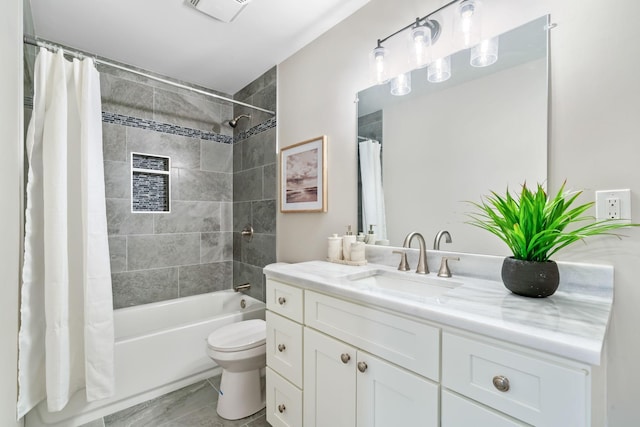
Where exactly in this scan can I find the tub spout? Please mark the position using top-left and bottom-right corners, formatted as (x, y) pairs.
(233, 283), (251, 293)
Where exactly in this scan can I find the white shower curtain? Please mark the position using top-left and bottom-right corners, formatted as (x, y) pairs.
(17, 48), (115, 418)
(359, 139), (387, 240)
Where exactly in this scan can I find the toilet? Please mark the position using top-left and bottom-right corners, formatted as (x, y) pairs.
(206, 319), (266, 420)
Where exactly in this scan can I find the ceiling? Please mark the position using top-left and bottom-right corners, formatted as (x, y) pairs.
(28, 0), (371, 95)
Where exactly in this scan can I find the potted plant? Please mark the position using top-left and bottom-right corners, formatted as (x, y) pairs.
(467, 182), (636, 297)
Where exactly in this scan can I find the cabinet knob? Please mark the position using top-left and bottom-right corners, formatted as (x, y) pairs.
(278, 296), (286, 305)
(357, 361), (368, 373)
(278, 343), (286, 352)
(278, 404), (286, 413)
(340, 353), (351, 364)
(492, 375), (510, 392)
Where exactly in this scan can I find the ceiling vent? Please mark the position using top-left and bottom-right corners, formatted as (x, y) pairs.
(187, 0), (252, 23)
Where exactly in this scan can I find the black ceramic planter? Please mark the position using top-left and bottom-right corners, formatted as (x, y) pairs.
(501, 257), (560, 298)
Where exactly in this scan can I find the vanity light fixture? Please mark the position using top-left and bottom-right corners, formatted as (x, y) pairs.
(368, 1), (447, 88)
(369, 0), (491, 93)
(390, 72), (412, 96)
(470, 36), (499, 67)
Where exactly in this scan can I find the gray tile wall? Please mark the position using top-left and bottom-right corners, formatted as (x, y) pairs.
(101, 67), (235, 308)
(24, 51), (276, 308)
(233, 67), (277, 302)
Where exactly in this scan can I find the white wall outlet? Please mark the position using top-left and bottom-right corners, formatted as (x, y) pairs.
(596, 189), (631, 222)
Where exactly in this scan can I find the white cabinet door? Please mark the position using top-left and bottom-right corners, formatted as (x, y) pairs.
(356, 351), (439, 427)
(304, 327), (356, 427)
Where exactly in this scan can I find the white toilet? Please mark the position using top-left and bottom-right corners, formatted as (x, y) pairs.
(206, 319), (266, 420)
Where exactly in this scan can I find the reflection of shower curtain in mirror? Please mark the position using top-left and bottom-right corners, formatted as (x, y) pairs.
(18, 48), (115, 418)
(359, 139), (387, 240)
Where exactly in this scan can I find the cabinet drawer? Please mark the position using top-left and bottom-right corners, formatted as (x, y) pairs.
(442, 390), (528, 427)
(266, 368), (302, 427)
(266, 311), (303, 388)
(442, 332), (588, 426)
(266, 279), (303, 322)
(305, 290), (440, 381)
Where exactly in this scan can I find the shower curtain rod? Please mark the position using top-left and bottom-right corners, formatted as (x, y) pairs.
(23, 35), (276, 116)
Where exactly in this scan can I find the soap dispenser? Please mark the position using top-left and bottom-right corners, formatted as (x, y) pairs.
(365, 224), (377, 244)
(342, 225), (356, 261)
(327, 234), (343, 261)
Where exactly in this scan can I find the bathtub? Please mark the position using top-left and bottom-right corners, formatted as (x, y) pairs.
(25, 290), (265, 427)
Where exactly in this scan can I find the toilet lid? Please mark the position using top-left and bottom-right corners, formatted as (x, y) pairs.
(207, 319), (266, 352)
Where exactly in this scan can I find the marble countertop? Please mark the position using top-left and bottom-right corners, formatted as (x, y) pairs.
(263, 254), (613, 366)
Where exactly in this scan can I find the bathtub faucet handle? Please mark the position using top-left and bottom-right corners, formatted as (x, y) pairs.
(233, 283), (251, 293)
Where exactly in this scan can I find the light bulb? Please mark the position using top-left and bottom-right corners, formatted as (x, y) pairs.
(457, 0), (481, 48)
(369, 45), (389, 85)
(471, 36), (499, 67)
(427, 56), (451, 83)
(409, 25), (431, 69)
(390, 72), (411, 96)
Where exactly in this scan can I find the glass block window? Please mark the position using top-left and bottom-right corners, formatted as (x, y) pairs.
(131, 153), (171, 213)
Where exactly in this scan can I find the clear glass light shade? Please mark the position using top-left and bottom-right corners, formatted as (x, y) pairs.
(456, 0), (482, 48)
(470, 36), (499, 67)
(427, 56), (451, 83)
(390, 72), (411, 96)
(369, 46), (390, 85)
(408, 25), (432, 69)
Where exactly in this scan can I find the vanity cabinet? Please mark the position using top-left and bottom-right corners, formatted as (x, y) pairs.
(304, 324), (438, 427)
(265, 273), (601, 427)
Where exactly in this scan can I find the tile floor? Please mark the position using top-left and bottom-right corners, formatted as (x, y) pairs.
(82, 375), (269, 427)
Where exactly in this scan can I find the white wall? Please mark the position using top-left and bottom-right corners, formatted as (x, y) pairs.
(278, 0), (640, 424)
(0, 0), (24, 425)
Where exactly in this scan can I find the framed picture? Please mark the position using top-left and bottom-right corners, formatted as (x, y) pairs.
(280, 136), (327, 213)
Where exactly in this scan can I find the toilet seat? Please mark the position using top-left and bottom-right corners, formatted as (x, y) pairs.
(207, 319), (266, 352)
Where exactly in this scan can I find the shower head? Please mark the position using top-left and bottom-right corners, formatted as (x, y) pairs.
(228, 114), (251, 128)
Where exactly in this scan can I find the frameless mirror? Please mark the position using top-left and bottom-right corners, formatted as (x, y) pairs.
(357, 16), (549, 255)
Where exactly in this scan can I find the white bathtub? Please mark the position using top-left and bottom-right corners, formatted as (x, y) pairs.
(25, 290), (265, 427)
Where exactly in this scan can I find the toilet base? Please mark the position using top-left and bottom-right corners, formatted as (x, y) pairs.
(216, 368), (265, 420)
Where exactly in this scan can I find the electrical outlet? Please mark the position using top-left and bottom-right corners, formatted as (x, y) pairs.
(606, 197), (620, 219)
(596, 189), (631, 222)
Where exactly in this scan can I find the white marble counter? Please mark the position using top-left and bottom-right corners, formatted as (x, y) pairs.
(263, 250), (613, 366)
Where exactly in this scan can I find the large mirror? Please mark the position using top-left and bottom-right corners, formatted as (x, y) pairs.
(357, 16), (548, 255)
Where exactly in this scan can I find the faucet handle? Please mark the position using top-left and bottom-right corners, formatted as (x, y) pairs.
(393, 250), (410, 271)
(438, 256), (460, 278)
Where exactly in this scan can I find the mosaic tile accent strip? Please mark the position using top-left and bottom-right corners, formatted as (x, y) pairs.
(235, 117), (278, 143)
(24, 98), (276, 144)
(102, 112), (234, 144)
(133, 153), (169, 171)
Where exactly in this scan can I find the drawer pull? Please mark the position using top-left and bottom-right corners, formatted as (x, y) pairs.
(277, 343), (286, 352)
(357, 361), (368, 373)
(340, 353), (351, 364)
(492, 375), (510, 392)
(278, 296), (287, 305)
(278, 404), (286, 413)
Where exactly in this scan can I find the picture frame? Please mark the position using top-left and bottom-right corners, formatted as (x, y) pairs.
(280, 136), (327, 213)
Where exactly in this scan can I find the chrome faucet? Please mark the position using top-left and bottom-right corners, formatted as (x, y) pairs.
(402, 232), (428, 274)
(433, 230), (452, 250)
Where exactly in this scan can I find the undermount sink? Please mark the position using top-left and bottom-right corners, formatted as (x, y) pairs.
(343, 269), (462, 299)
